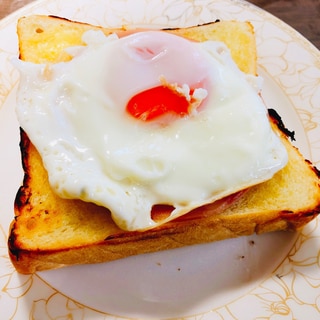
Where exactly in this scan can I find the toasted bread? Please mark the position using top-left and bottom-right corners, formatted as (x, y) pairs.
(8, 15), (320, 274)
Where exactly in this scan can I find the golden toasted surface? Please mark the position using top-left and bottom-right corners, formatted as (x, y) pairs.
(9, 15), (320, 274)
(17, 15), (256, 74)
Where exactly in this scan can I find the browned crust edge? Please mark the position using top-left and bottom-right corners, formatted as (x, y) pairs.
(8, 112), (320, 274)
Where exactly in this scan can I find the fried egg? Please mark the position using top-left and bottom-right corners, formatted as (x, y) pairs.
(15, 30), (288, 231)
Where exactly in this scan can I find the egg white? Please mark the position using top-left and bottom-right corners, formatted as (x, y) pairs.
(15, 30), (288, 231)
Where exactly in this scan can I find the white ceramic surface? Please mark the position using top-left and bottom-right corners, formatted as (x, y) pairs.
(0, 0), (319, 319)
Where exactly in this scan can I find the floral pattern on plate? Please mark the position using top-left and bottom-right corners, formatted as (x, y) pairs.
(0, 0), (319, 319)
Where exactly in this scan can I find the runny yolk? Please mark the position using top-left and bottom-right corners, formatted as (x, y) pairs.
(126, 85), (192, 121)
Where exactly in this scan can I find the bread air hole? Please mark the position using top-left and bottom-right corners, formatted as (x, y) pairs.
(151, 204), (175, 223)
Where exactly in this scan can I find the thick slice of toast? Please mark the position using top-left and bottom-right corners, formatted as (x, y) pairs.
(9, 15), (320, 274)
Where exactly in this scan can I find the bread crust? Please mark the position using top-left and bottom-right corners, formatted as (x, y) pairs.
(9, 113), (320, 274)
(8, 16), (320, 274)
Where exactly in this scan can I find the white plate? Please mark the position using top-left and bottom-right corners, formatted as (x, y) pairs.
(0, 0), (319, 319)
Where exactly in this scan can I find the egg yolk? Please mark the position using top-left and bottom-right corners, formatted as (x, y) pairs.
(126, 85), (193, 121)
(97, 31), (210, 123)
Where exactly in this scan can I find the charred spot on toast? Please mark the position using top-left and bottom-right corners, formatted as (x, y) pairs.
(278, 206), (320, 230)
(307, 159), (320, 180)
(162, 19), (220, 31)
(8, 225), (21, 262)
(19, 128), (31, 171)
(47, 15), (98, 29)
(268, 109), (320, 179)
(268, 109), (295, 141)
(14, 129), (32, 210)
(14, 186), (31, 211)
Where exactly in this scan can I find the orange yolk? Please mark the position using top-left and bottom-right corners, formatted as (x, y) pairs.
(126, 85), (194, 121)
